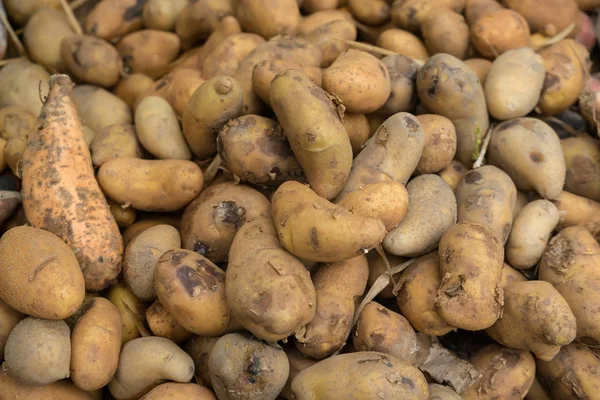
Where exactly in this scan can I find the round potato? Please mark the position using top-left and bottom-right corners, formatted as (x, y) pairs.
(146, 300), (193, 344)
(378, 55), (418, 115)
(114, 74), (155, 109)
(117, 29), (181, 79)
(24, 8), (75, 72)
(470, 9), (530, 59)
(415, 114), (457, 174)
(61, 35), (122, 88)
(561, 135), (600, 201)
(377, 29), (429, 62)
(0, 59), (50, 116)
(4, 0), (61, 26)
(90, 124), (144, 168)
(421, 10), (469, 59)
(236, 0), (301, 39)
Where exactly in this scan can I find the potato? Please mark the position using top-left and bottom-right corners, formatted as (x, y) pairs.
(538, 39), (590, 116)
(367, 250), (406, 299)
(272, 181), (386, 262)
(90, 124), (144, 168)
(292, 352), (429, 399)
(341, 113), (370, 156)
(24, 8), (75, 72)
(270, 70), (352, 200)
(281, 346), (319, 400)
(377, 29), (429, 62)
(540, 226), (600, 345)
(0, 226), (84, 319)
(322, 50), (391, 114)
(70, 298), (122, 391)
(464, 58), (492, 85)
(0, 299), (22, 360)
(227, 217), (316, 341)
(417, 54), (489, 166)
(506, 200), (559, 269)
(470, 9), (530, 59)
(301, 0), (340, 12)
(107, 283), (148, 343)
(501, 263), (527, 288)
(421, 10), (469, 59)
(428, 384), (461, 400)
(84, 0), (144, 41)
(378, 55), (418, 115)
(63, 292), (99, 331)
(464, 0), (503, 25)
(391, 0), (465, 32)
(0, 368), (93, 400)
(209, 333), (289, 400)
(141, 383), (216, 400)
(180, 182), (271, 262)
(485, 48), (545, 120)
(175, 0), (235, 48)
(462, 344), (535, 400)
(304, 18), (357, 67)
(384, 175), (457, 257)
(486, 280), (576, 361)
(61, 35), (122, 88)
(182, 76), (243, 160)
(297, 9), (350, 35)
(202, 33), (265, 79)
(117, 30), (180, 79)
(504, 0), (578, 36)
(415, 114), (457, 174)
(0, 59), (49, 116)
(184, 335), (220, 387)
(552, 191), (600, 233)
(488, 118), (566, 200)
(72, 85), (132, 133)
(140, 68), (205, 118)
(536, 343), (600, 398)
(0, 106), (36, 141)
(146, 300), (192, 344)
(438, 160), (468, 192)
(236, 0), (301, 39)
(108, 337), (195, 399)
(436, 222), (504, 331)
(98, 158), (204, 212)
(114, 74), (154, 108)
(108, 199), (137, 228)
(348, 0), (389, 25)
(155, 249), (234, 336)
(4, 0), (61, 26)
(561, 135), (600, 201)
(294, 255), (367, 358)
(142, 0), (188, 31)
(4, 317), (70, 385)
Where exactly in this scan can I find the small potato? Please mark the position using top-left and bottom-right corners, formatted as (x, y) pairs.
(436, 222), (504, 331)
(209, 333), (289, 400)
(391, 0), (465, 32)
(114, 74), (155, 109)
(98, 158), (204, 212)
(501, 263), (527, 288)
(175, 0), (235, 48)
(488, 118), (566, 200)
(236, 0), (301, 39)
(342, 113), (370, 156)
(272, 181), (386, 262)
(122, 218), (179, 247)
(202, 33), (265, 79)
(124, 224), (180, 301)
(0, 59), (49, 116)
(142, 0), (188, 31)
(90, 124), (144, 168)
(378, 55), (418, 115)
(70, 298), (122, 391)
(506, 200), (559, 269)
(155, 249), (234, 336)
(377, 29), (429, 62)
(294, 256), (368, 358)
(217, 115), (304, 187)
(84, 0), (144, 41)
(322, 49), (391, 114)
(108, 337), (195, 400)
(4, 317), (71, 385)
(337, 181), (409, 231)
(470, 9), (530, 59)
(135, 96), (191, 160)
(304, 18), (357, 67)
(415, 114), (457, 174)
(227, 218), (316, 341)
(464, 58), (492, 85)
(108, 199), (137, 228)
(504, 0), (579, 37)
(139, 68), (205, 117)
(485, 48), (545, 120)
(0, 299), (22, 360)
(396, 252), (456, 336)
(486, 280), (576, 361)
(384, 175), (457, 257)
(61, 35), (122, 88)
(281, 346), (319, 400)
(72, 85), (132, 133)
(180, 182), (271, 263)
(185, 335), (220, 387)
(0, 106), (37, 141)
(182, 76), (243, 159)
(348, 0), (389, 25)
(462, 344), (535, 400)
(421, 10), (469, 59)
(107, 283), (148, 343)
(438, 161), (468, 192)
(552, 191), (600, 233)
(24, 8), (75, 72)
(292, 352), (429, 399)
(353, 301), (417, 365)
(0, 226), (85, 319)
(561, 135), (600, 201)
(367, 250), (406, 299)
(146, 300), (192, 344)
(117, 30), (181, 79)
(141, 383), (216, 400)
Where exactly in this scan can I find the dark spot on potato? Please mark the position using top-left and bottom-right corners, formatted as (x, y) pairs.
(427, 75), (439, 97)
(502, 223), (511, 242)
(214, 201), (245, 228)
(169, 251), (188, 265)
(377, 306), (390, 316)
(245, 355), (261, 382)
(306, 131), (317, 142)
(196, 258), (225, 283)
(498, 119), (521, 131)
(530, 151), (544, 163)
(59, 187), (73, 207)
(194, 241), (209, 257)
(123, 0), (145, 20)
(154, 77), (169, 91)
(177, 265), (204, 297)
(310, 227), (319, 251)
(370, 332), (386, 346)
(404, 117), (420, 137)
(465, 171), (482, 184)
(401, 377), (414, 388)
(541, 74), (560, 93)
(579, 336), (599, 346)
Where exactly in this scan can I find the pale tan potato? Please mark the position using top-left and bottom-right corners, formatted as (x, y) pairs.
(377, 29), (429, 61)
(236, 0), (301, 39)
(117, 30), (181, 79)
(0, 59), (49, 116)
(366, 250), (406, 299)
(342, 113), (370, 156)
(106, 283), (148, 344)
(184, 335), (220, 388)
(561, 135), (600, 202)
(470, 9), (530, 59)
(348, 0), (390, 25)
(72, 85), (132, 133)
(61, 35), (123, 88)
(464, 58), (492, 85)
(378, 55), (418, 115)
(114, 74), (155, 109)
(142, 0), (189, 31)
(201, 33), (265, 79)
(146, 300), (193, 344)
(415, 114), (457, 174)
(90, 124), (144, 168)
(421, 10), (469, 59)
(0, 299), (22, 360)
(24, 8), (75, 72)
(141, 383), (217, 400)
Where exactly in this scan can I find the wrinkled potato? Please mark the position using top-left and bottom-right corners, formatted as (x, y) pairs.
(114, 74), (155, 109)
(295, 255), (368, 358)
(146, 300), (192, 344)
(342, 113), (370, 156)
(141, 383), (217, 400)
(438, 160), (469, 192)
(436, 222), (504, 331)
(228, 217), (316, 341)
(470, 9), (530, 59)
(236, 0), (301, 39)
(107, 283), (148, 343)
(0, 226), (85, 319)
(184, 335), (220, 388)
(4, 317), (71, 385)
(561, 135), (600, 201)
(421, 10), (469, 59)
(0, 59), (49, 116)
(24, 8), (75, 72)
(138, 68), (205, 117)
(391, 0), (465, 32)
(90, 124), (144, 168)
(377, 29), (429, 62)
(72, 85), (132, 133)
(117, 30), (181, 79)
(464, 58), (492, 85)
(304, 18), (357, 67)
(384, 174), (457, 257)
(488, 118), (566, 200)
(292, 352), (429, 399)
(61, 35), (122, 88)
(0, 367), (93, 399)
(142, 0), (188, 31)
(462, 344), (535, 400)
(98, 158), (204, 212)
(175, 0), (235, 48)
(70, 298), (122, 391)
(202, 33), (265, 79)
(486, 280), (576, 361)
(506, 200), (560, 269)
(504, 0), (579, 36)
(209, 333), (289, 400)
(108, 337), (195, 400)
(180, 182), (271, 263)
(378, 55), (418, 115)
(84, 0), (144, 41)
(0, 299), (22, 360)
(415, 114), (457, 174)
(367, 250), (406, 299)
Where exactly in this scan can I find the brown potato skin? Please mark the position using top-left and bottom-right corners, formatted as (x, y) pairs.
(70, 298), (122, 391)
(464, 58), (492, 85)
(139, 68), (205, 118)
(348, 0), (389, 25)
(141, 383), (216, 400)
(391, 0), (465, 32)
(202, 33), (265, 79)
(114, 74), (155, 109)
(415, 114), (457, 174)
(146, 300), (192, 344)
(227, 217), (316, 341)
(552, 191), (600, 234)
(184, 335), (220, 388)
(377, 29), (429, 62)
(0, 368), (93, 400)
(561, 135), (600, 201)
(236, 0), (301, 39)
(84, 0), (144, 41)
(175, 0), (235, 48)
(470, 9), (530, 59)
(342, 113), (370, 156)
(438, 160), (469, 192)
(304, 18), (357, 67)
(464, 0), (503, 25)
(72, 85), (132, 133)
(90, 123), (144, 168)
(117, 30), (181, 79)
(0, 299), (22, 360)
(379, 55), (418, 115)
(61, 35), (122, 88)
(294, 255), (368, 358)
(422, 10), (469, 59)
(504, 0), (578, 36)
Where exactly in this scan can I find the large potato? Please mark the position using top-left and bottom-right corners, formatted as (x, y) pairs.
(415, 114), (457, 174)
(379, 55), (418, 115)
(0, 60), (49, 116)
(61, 35), (122, 88)
(504, 0), (578, 36)
(561, 135), (600, 201)
(72, 85), (132, 133)
(24, 8), (75, 72)
(90, 124), (144, 168)
(117, 30), (181, 79)
(470, 9), (530, 59)
(236, 0), (301, 39)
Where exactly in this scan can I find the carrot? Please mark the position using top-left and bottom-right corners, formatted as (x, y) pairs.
(21, 74), (123, 291)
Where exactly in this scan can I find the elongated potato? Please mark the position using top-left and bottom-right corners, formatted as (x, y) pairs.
(561, 135), (600, 201)
(348, 0), (389, 25)
(117, 30), (180, 79)
(142, 0), (189, 31)
(295, 255), (368, 358)
(146, 300), (192, 344)
(0, 365), (94, 399)
(384, 175), (457, 257)
(415, 114), (456, 174)
(506, 200), (560, 269)
(436, 222), (504, 331)
(417, 53), (489, 166)
(552, 190), (600, 233)
(470, 9), (530, 59)
(98, 158), (204, 212)
(486, 281), (576, 361)
(377, 29), (429, 62)
(236, 0), (301, 39)
(227, 217), (316, 341)
(504, 0), (578, 36)
(61, 35), (123, 88)
(72, 85), (132, 133)
(488, 118), (566, 200)
(271, 70), (352, 200)
(379, 55), (418, 115)
(90, 124), (144, 168)
(24, 8), (75, 72)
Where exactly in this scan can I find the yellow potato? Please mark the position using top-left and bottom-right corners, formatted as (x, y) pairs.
(421, 10), (469, 59)
(415, 114), (457, 174)
(117, 30), (181, 79)
(377, 29), (429, 62)
(90, 124), (144, 168)
(0, 368), (93, 400)
(236, 0), (301, 39)
(114, 74), (155, 109)
(146, 300), (192, 344)
(470, 9), (531, 59)
(341, 113), (370, 156)
(107, 283), (148, 344)
(61, 35), (123, 88)
(24, 8), (75, 72)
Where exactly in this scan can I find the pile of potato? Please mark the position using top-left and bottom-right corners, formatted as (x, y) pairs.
(0, 0), (600, 399)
